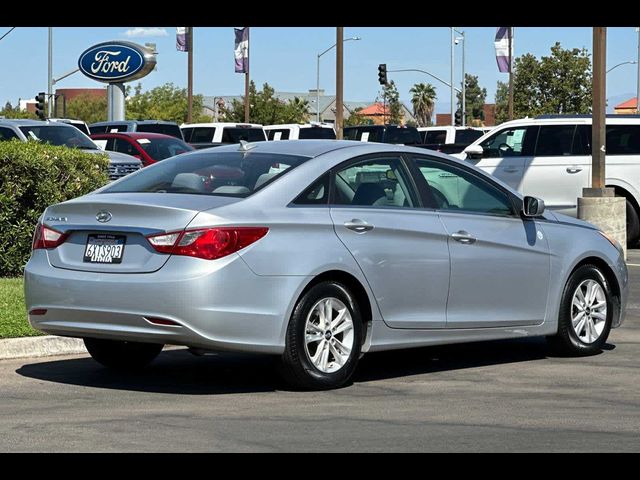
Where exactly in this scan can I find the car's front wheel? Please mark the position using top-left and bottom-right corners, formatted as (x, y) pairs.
(547, 264), (613, 356)
(280, 281), (363, 390)
(84, 338), (164, 371)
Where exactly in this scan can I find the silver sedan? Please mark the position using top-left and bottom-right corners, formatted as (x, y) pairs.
(24, 140), (628, 390)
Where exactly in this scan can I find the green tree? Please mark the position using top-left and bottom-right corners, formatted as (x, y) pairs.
(220, 82), (311, 124)
(410, 83), (437, 127)
(495, 43), (592, 122)
(378, 81), (402, 124)
(456, 74), (487, 125)
(0, 102), (37, 119)
(126, 83), (210, 123)
(494, 81), (509, 124)
(65, 93), (108, 124)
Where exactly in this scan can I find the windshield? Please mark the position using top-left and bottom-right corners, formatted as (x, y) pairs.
(343, 127), (383, 142)
(136, 123), (184, 139)
(299, 128), (336, 140)
(19, 125), (98, 149)
(102, 151), (310, 197)
(136, 137), (194, 161)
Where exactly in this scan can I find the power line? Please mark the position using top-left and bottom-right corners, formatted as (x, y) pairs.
(0, 27), (16, 43)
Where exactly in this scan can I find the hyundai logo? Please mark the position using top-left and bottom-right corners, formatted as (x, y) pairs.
(96, 211), (112, 223)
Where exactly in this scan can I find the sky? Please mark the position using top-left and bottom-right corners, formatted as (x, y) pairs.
(0, 26), (639, 114)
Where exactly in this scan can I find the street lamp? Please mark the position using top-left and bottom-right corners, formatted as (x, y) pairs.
(454, 31), (465, 126)
(316, 36), (361, 122)
(606, 60), (637, 74)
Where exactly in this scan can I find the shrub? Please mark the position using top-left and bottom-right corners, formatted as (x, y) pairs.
(0, 140), (109, 276)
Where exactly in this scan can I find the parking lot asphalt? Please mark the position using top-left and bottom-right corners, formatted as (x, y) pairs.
(1, 254), (639, 452)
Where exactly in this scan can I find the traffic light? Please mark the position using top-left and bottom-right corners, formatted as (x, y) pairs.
(35, 92), (46, 120)
(454, 109), (462, 126)
(378, 64), (387, 85)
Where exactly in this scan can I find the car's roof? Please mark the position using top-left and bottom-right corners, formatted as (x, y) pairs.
(263, 123), (334, 130)
(0, 119), (57, 127)
(90, 120), (179, 126)
(90, 132), (179, 140)
(184, 139), (448, 159)
(180, 122), (264, 128)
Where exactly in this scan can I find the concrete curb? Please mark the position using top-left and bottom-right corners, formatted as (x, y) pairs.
(0, 335), (86, 360)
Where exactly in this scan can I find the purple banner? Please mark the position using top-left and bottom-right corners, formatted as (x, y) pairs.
(234, 27), (249, 73)
(176, 27), (188, 52)
(494, 27), (512, 73)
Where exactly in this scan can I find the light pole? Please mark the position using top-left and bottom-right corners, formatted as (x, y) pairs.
(450, 27), (455, 126)
(316, 36), (361, 122)
(606, 60), (637, 74)
(454, 29), (465, 126)
(48, 27), (53, 117)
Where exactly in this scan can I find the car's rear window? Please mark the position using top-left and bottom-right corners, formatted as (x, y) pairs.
(136, 123), (184, 139)
(384, 127), (421, 145)
(343, 127), (383, 142)
(221, 127), (266, 143)
(299, 127), (336, 140)
(182, 127), (216, 143)
(102, 151), (310, 197)
(454, 129), (484, 146)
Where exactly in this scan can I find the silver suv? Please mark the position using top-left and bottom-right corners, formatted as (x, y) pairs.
(0, 119), (142, 180)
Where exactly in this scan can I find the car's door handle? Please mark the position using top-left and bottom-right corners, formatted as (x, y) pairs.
(503, 167), (519, 173)
(451, 231), (476, 244)
(344, 219), (374, 233)
(566, 167), (583, 174)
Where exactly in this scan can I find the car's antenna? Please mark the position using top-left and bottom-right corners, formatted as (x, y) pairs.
(238, 140), (257, 152)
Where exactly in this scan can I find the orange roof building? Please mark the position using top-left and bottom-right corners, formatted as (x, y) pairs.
(614, 97), (638, 114)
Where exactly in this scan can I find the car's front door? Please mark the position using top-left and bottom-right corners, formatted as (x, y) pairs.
(469, 125), (535, 191)
(329, 154), (451, 329)
(412, 156), (551, 328)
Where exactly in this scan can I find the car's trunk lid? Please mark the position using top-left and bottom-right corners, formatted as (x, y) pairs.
(44, 193), (240, 273)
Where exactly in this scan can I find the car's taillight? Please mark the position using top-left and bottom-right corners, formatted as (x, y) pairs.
(147, 227), (268, 260)
(32, 223), (68, 250)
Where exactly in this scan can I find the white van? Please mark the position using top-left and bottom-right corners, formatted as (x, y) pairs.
(264, 123), (336, 141)
(180, 122), (267, 149)
(457, 115), (640, 244)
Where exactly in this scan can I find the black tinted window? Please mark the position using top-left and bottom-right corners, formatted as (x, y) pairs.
(103, 152), (309, 197)
(113, 138), (138, 156)
(221, 128), (266, 143)
(454, 129), (484, 146)
(0, 127), (19, 140)
(384, 127), (421, 145)
(606, 125), (640, 155)
(136, 123), (183, 139)
(293, 174), (330, 205)
(18, 125), (98, 149)
(424, 130), (447, 144)
(298, 128), (336, 140)
(343, 127), (383, 142)
(534, 125), (576, 156)
(182, 127), (215, 143)
(136, 137), (193, 160)
(89, 125), (108, 135)
(267, 129), (290, 140)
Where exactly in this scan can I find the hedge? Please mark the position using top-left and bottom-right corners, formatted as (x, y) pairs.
(0, 140), (110, 276)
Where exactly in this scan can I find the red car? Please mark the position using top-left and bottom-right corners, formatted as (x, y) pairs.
(90, 132), (194, 167)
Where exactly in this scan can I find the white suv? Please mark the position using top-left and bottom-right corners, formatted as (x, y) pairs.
(457, 115), (640, 245)
(264, 123), (336, 140)
(180, 122), (266, 149)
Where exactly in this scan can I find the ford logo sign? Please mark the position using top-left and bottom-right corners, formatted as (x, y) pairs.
(96, 211), (112, 223)
(78, 41), (156, 83)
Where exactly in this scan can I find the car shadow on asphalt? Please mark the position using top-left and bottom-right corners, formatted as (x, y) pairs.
(15, 338), (613, 394)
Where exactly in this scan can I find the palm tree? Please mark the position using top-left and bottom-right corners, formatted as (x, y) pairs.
(290, 96), (311, 122)
(410, 83), (437, 127)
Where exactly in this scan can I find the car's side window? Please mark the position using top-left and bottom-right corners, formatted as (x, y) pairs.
(332, 157), (417, 208)
(114, 138), (138, 157)
(0, 127), (19, 141)
(479, 126), (530, 158)
(534, 125), (576, 156)
(414, 158), (514, 217)
(293, 174), (330, 205)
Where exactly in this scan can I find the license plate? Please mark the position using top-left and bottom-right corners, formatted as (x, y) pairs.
(83, 234), (126, 264)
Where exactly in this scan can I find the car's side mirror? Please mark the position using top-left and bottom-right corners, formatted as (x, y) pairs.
(522, 196), (545, 217)
(463, 144), (483, 159)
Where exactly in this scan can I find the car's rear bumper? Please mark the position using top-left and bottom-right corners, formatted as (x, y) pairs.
(24, 251), (307, 354)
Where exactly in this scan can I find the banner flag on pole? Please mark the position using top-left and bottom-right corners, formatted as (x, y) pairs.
(494, 27), (513, 72)
(176, 27), (188, 52)
(234, 27), (249, 73)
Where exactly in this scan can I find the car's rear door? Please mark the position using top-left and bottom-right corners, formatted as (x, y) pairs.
(329, 154), (450, 328)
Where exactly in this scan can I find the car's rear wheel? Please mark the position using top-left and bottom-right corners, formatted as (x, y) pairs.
(280, 281), (363, 390)
(84, 338), (164, 371)
(624, 198), (640, 246)
(547, 264), (613, 356)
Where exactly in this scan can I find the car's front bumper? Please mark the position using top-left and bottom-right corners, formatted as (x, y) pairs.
(24, 250), (307, 354)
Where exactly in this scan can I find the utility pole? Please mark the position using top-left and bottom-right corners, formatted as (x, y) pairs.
(450, 27), (455, 126)
(187, 27), (193, 123)
(48, 27), (53, 117)
(508, 27), (514, 121)
(578, 27), (627, 258)
(244, 28), (250, 123)
(335, 27), (344, 139)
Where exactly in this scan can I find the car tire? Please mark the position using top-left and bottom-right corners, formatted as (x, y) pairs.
(624, 198), (640, 246)
(547, 264), (613, 356)
(279, 281), (363, 390)
(84, 338), (164, 371)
